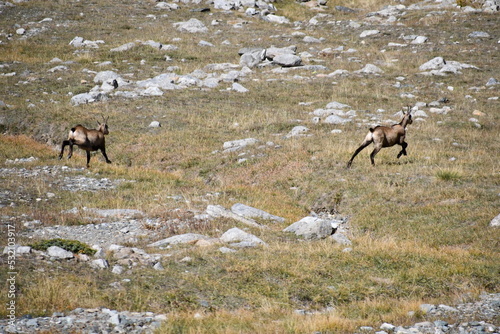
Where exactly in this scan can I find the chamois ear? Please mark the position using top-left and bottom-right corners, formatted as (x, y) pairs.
(407, 105), (412, 114)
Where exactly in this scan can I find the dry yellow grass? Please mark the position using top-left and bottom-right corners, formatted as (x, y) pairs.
(0, 0), (499, 332)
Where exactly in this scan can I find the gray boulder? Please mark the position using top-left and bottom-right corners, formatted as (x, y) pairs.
(490, 213), (500, 227)
(173, 18), (208, 33)
(273, 54), (302, 67)
(3, 245), (31, 255)
(411, 36), (428, 44)
(214, 0), (240, 10)
(486, 78), (499, 86)
(136, 73), (179, 90)
(240, 49), (266, 68)
(283, 216), (333, 240)
(223, 138), (259, 152)
(110, 42), (136, 52)
(419, 57), (479, 75)
(360, 29), (380, 38)
(148, 233), (211, 247)
(148, 121), (161, 128)
(303, 36), (322, 43)
(232, 83), (249, 93)
(140, 87), (164, 96)
(90, 259), (109, 269)
(206, 204), (261, 228)
(262, 14), (290, 24)
(93, 71), (121, 84)
(468, 31), (490, 38)
(355, 64), (384, 74)
(419, 57), (446, 71)
(326, 101), (350, 109)
(266, 46), (296, 60)
(47, 246), (74, 259)
(69, 36), (104, 48)
(330, 232), (352, 245)
(70, 92), (107, 106)
(285, 125), (310, 138)
(220, 227), (266, 246)
(323, 115), (352, 124)
(231, 203), (285, 223)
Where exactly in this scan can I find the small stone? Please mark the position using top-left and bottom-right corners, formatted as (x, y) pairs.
(380, 323), (395, 331)
(490, 213), (500, 227)
(148, 121), (161, 128)
(90, 259), (109, 269)
(112, 265), (124, 274)
(420, 304), (436, 313)
(153, 262), (164, 270)
(360, 30), (380, 38)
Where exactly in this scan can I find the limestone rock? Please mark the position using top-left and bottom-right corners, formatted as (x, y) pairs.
(283, 216), (333, 240)
(47, 246), (74, 259)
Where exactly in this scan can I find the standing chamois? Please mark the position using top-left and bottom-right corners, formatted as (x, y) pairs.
(59, 116), (111, 168)
(347, 107), (413, 168)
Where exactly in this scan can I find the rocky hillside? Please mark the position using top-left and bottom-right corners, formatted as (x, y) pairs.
(0, 0), (499, 333)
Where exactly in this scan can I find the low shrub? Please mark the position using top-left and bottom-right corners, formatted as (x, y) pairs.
(30, 238), (96, 256)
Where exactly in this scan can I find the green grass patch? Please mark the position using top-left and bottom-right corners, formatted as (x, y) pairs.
(30, 238), (96, 256)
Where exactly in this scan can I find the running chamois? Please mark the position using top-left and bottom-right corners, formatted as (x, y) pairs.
(59, 116), (111, 168)
(347, 107), (413, 168)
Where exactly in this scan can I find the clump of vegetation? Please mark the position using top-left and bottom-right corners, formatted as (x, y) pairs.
(30, 238), (96, 256)
(436, 169), (462, 182)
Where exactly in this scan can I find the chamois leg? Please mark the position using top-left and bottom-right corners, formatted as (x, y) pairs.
(397, 142), (408, 159)
(369, 146), (382, 166)
(59, 140), (70, 160)
(347, 141), (371, 168)
(100, 147), (112, 164)
(86, 151), (91, 168)
(67, 142), (74, 159)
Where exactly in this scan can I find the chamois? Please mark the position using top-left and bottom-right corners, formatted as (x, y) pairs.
(59, 116), (111, 168)
(347, 107), (413, 168)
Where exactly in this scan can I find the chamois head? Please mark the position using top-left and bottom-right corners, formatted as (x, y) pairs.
(97, 115), (110, 135)
(401, 106), (413, 126)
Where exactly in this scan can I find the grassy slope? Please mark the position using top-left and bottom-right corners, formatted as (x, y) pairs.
(0, 0), (499, 332)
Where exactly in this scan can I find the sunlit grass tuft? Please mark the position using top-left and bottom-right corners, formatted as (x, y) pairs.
(436, 168), (462, 182)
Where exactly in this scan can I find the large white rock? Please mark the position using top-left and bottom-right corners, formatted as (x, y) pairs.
(263, 14), (290, 24)
(323, 115), (352, 125)
(206, 205), (261, 227)
(220, 227), (266, 246)
(223, 138), (259, 152)
(283, 216), (333, 240)
(355, 64), (384, 74)
(273, 54), (302, 67)
(231, 203), (285, 223)
(360, 29), (380, 38)
(173, 18), (208, 33)
(47, 246), (74, 259)
(419, 57), (446, 71)
(490, 213), (500, 227)
(148, 233), (211, 247)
